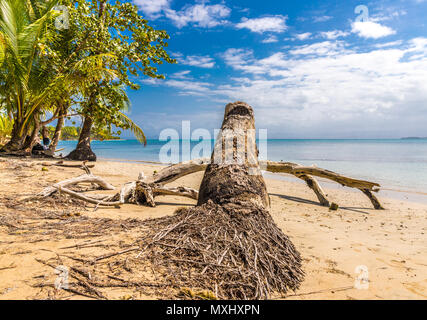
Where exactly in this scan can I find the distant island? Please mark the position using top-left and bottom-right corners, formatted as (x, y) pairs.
(46, 126), (120, 141)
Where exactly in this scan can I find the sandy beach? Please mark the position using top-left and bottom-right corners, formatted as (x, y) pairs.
(0, 157), (426, 300)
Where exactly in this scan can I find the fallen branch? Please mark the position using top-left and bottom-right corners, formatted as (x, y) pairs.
(56, 186), (121, 207)
(38, 160), (96, 169)
(263, 161), (383, 209)
(264, 161), (380, 190)
(37, 174), (115, 197)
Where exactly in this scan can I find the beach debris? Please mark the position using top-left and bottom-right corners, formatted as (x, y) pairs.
(37, 160), (96, 169)
(264, 161), (383, 209)
(31, 125), (383, 209)
(329, 202), (339, 211)
(35, 159), (203, 207)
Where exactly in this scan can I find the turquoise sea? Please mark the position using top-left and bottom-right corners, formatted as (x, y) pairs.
(57, 139), (427, 194)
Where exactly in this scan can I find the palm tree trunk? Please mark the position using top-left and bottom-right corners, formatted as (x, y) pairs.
(66, 116), (96, 161)
(0, 118), (28, 152)
(49, 109), (65, 152)
(63, 1), (106, 162)
(22, 118), (41, 154)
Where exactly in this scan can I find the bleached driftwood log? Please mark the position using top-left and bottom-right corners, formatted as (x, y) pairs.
(38, 160), (96, 169)
(37, 161), (200, 207)
(36, 156), (383, 209)
(133, 158), (383, 209)
(106, 172), (199, 207)
(263, 161), (383, 209)
(37, 174), (115, 197)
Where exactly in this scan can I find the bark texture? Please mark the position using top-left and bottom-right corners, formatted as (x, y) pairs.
(49, 106), (66, 152)
(66, 117), (97, 161)
(0, 118), (29, 153)
(198, 102), (270, 209)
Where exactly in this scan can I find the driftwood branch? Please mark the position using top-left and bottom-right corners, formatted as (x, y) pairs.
(38, 160), (96, 169)
(263, 161), (382, 209)
(296, 174), (330, 207)
(56, 186), (121, 207)
(37, 174), (115, 197)
(149, 158), (210, 184)
(264, 161), (380, 190)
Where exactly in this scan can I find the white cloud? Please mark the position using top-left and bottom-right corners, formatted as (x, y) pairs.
(150, 38), (427, 137)
(289, 41), (349, 56)
(374, 40), (403, 48)
(295, 32), (312, 40)
(215, 39), (427, 134)
(165, 79), (213, 95)
(313, 15), (332, 22)
(320, 30), (350, 40)
(236, 15), (288, 33)
(177, 54), (216, 68)
(133, 0), (171, 18)
(351, 21), (396, 39)
(170, 70), (192, 80)
(134, 1), (230, 28)
(165, 4), (231, 28)
(261, 35), (278, 43)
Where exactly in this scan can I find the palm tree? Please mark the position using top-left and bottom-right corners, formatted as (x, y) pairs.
(67, 84), (146, 161)
(0, 0), (60, 152)
(0, 0), (118, 154)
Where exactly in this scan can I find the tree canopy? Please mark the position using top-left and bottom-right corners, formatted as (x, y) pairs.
(0, 0), (175, 156)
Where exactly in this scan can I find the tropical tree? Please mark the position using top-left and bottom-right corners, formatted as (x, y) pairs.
(0, 0), (173, 158)
(0, 0), (85, 153)
(0, 0), (123, 154)
(65, 0), (174, 161)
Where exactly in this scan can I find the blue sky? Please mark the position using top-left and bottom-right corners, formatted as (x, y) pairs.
(123, 0), (427, 139)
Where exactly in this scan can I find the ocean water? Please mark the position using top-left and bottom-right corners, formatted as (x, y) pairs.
(57, 139), (427, 193)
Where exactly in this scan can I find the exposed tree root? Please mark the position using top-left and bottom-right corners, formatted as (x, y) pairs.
(135, 200), (304, 299)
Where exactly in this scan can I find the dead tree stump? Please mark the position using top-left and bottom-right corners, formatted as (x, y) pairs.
(198, 102), (270, 209)
(136, 102), (304, 299)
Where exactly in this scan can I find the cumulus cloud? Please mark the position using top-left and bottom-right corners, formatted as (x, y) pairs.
(165, 3), (231, 28)
(320, 30), (350, 40)
(133, 0), (171, 18)
(295, 32), (312, 40)
(236, 15), (288, 33)
(174, 53), (216, 68)
(148, 38), (427, 137)
(261, 35), (279, 43)
(217, 39), (427, 133)
(351, 21), (396, 39)
(133, 1), (231, 28)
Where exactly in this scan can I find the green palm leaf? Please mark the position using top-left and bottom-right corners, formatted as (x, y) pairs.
(117, 111), (147, 146)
